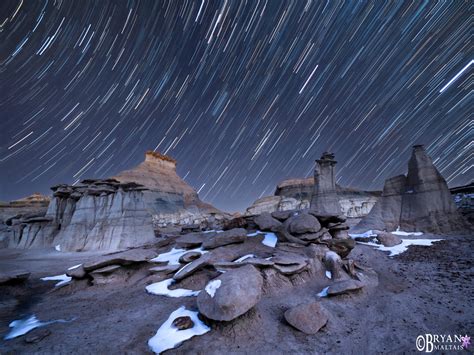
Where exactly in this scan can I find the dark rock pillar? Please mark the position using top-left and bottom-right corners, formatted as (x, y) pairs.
(310, 152), (341, 216)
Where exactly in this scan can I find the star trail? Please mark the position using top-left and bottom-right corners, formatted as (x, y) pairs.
(0, 0), (471, 212)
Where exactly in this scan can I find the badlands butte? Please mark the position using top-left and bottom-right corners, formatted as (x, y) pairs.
(0, 146), (472, 354)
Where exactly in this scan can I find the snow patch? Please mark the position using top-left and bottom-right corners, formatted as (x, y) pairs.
(148, 306), (210, 354)
(247, 231), (278, 247)
(67, 264), (82, 270)
(150, 247), (208, 265)
(391, 227), (423, 236)
(146, 278), (199, 298)
(234, 254), (255, 262)
(54, 244), (61, 251)
(348, 230), (377, 239)
(325, 271), (332, 279)
(41, 274), (72, 287)
(4, 315), (74, 340)
(205, 280), (221, 298)
(317, 286), (329, 298)
(357, 239), (442, 257)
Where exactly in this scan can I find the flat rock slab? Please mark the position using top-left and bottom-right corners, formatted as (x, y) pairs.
(271, 210), (296, 221)
(179, 251), (203, 263)
(202, 228), (247, 249)
(0, 270), (30, 285)
(376, 232), (402, 247)
(323, 239), (355, 258)
(175, 232), (213, 248)
(197, 265), (263, 321)
(66, 264), (86, 279)
(327, 279), (364, 296)
(284, 302), (329, 334)
(90, 265), (121, 274)
(149, 264), (182, 274)
(83, 248), (157, 272)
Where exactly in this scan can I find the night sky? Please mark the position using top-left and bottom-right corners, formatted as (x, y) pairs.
(0, 0), (471, 212)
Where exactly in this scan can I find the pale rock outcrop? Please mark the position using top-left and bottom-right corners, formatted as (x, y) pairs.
(356, 145), (469, 234)
(114, 151), (228, 228)
(7, 180), (156, 251)
(245, 174), (379, 218)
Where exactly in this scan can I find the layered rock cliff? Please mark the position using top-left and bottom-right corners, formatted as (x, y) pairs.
(246, 177), (379, 218)
(114, 151), (227, 227)
(6, 180), (156, 251)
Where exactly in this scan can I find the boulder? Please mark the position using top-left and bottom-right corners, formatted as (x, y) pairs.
(202, 228), (247, 249)
(271, 210), (296, 221)
(284, 302), (329, 334)
(327, 280), (364, 296)
(287, 214), (321, 235)
(197, 265), (263, 321)
(322, 238), (355, 258)
(66, 264), (86, 279)
(24, 328), (51, 344)
(376, 232), (402, 247)
(254, 212), (282, 231)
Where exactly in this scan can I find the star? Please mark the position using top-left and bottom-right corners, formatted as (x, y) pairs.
(461, 335), (470, 349)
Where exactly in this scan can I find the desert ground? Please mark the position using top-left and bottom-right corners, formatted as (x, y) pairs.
(1, 233), (472, 354)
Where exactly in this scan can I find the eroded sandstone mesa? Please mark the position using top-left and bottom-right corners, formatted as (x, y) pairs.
(310, 152), (342, 216)
(356, 145), (469, 233)
(8, 179), (156, 251)
(114, 151), (226, 227)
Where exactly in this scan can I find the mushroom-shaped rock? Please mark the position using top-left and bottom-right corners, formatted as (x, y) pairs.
(284, 302), (329, 334)
(66, 264), (86, 279)
(327, 279), (364, 296)
(288, 214), (321, 235)
(197, 265), (263, 321)
(254, 212), (282, 231)
(376, 232), (402, 247)
(202, 228), (247, 249)
(324, 251), (347, 280)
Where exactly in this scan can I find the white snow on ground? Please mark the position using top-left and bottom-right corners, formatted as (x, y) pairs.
(148, 306), (210, 354)
(317, 286), (329, 298)
(247, 231), (278, 247)
(325, 271), (332, 279)
(348, 230), (377, 239)
(391, 227), (423, 236)
(234, 254), (255, 262)
(41, 274), (72, 287)
(4, 315), (74, 340)
(357, 239), (443, 257)
(146, 279), (200, 298)
(205, 280), (221, 298)
(67, 264), (82, 270)
(54, 244), (61, 251)
(150, 247), (208, 265)
(4, 315), (43, 340)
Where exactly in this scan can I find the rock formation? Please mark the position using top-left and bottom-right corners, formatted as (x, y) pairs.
(114, 151), (228, 228)
(310, 152), (341, 216)
(6, 179), (156, 251)
(245, 178), (379, 218)
(355, 145), (469, 234)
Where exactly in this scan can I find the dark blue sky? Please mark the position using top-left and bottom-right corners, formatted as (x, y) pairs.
(0, 0), (471, 212)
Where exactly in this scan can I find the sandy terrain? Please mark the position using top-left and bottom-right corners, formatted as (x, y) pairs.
(1, 234), (472, 354)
